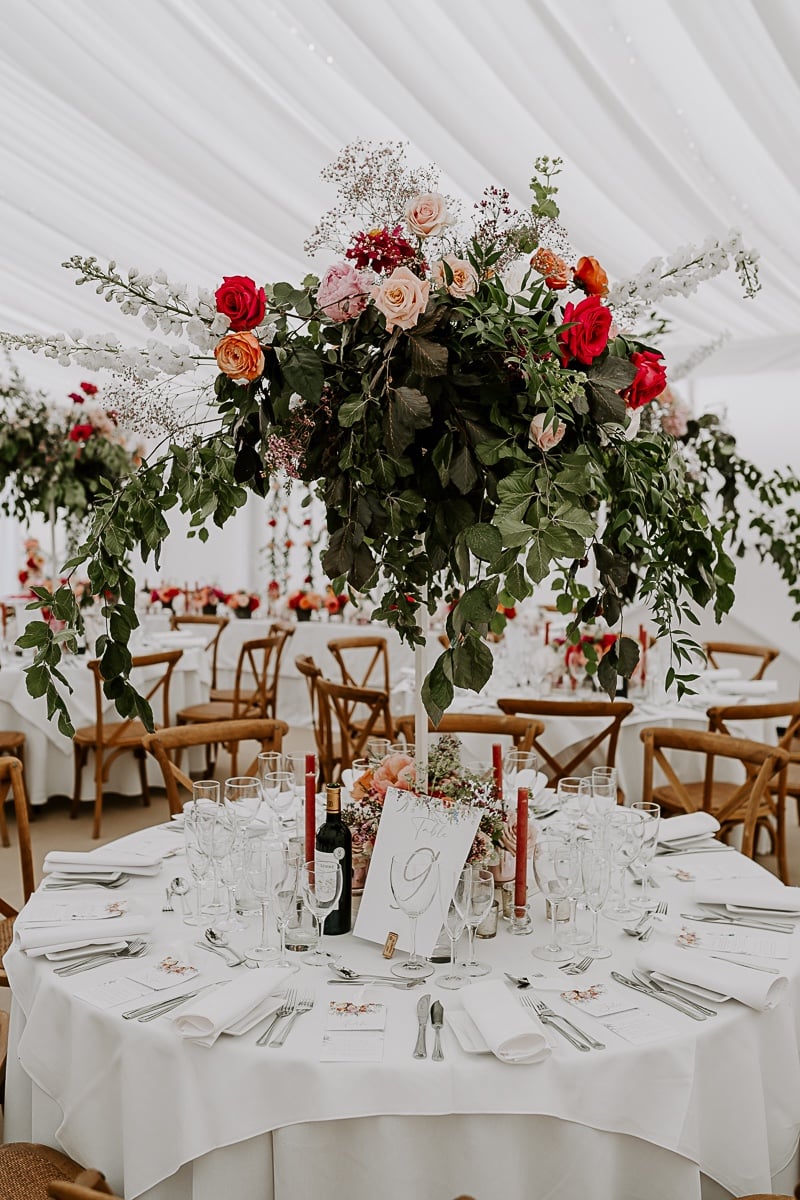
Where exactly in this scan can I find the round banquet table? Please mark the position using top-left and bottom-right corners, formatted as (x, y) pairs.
(0, 648), (207, 806)
(4, 826), (800, 1200)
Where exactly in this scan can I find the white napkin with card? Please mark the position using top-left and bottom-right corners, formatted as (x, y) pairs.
(171, 968), (295, 1046)
(658, 813), (720, 844)
(17, 915), (153, 956)
(460, 980), (551, 1064)
(692, 880), (800, 914)
(636, 944), (788, 1011)
(43, 850), (162, 876)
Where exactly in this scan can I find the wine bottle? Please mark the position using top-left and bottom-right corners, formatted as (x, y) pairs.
(315, 783), (352, 935)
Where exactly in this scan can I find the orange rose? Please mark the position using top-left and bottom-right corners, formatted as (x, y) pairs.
(573, 256), (609, 296)
(214, 331), (265, 382)
(529, 247), (570, 290)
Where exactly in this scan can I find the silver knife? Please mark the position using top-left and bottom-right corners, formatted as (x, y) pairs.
(413, 992), (431, 1058)
(430, 1000), (444, 1062)
(611, 971), (707, 1020)
(680, 912), (793, 934)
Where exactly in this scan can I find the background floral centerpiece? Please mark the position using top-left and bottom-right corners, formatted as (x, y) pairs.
(324, 586), (349, 617)
(226, 589), (260, 619)
(564, 627), (618, 688)
(150, 585), (182, 611)
(288, 587), (323, 620)
(193, 585), (226, 614)
(343, 736), (504, 877)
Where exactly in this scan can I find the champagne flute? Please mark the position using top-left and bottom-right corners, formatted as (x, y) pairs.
(557, 777), (592, 826)
(261, 770), (295, 833)
(300, 859), (343, 966)
(630, 801), (661, 910)
(437, 870), (468, 990)
(269, 846), (299, 968)
(531, 836), (580, 962)
(183, 802), (213, 927)
(604, 809), (644, 921)
(580, 844), (612, 959)
(454, 865), (495, 977)
(591, 767), (618, 817)
(503, 748), (540, 802)
(389, 849), (439, 980)
(243, 835), (279, 963)
(192, 781), (226, 916)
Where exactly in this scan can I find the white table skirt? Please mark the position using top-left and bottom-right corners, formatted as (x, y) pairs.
(4, 831), (800, 1200)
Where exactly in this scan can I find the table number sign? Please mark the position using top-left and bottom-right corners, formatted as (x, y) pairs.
(353, 786), (480, 954)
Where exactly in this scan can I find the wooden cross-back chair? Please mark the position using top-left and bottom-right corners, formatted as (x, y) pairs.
(296, 654), (340, 784)
(327, 636), (392, 738)
(702, 641), (780, 681)
(0, 757), (35, 987)
(0, 729), (28, 844)
(496, 698), (633, 792)
(703, 701), (800, 882)
(395, 713), (545, 754)
(640, 726), (788, 868)
(209, 622), (293, 707)
(177, 631), (287, 734)
(0, 1145), (120, 1200)
(315, 676), (396, 780)
(143, 718), (289, 815)
(72, 649), (183, 839)
(170, 613), (230, 691)
(49, 1172), (122, 1200)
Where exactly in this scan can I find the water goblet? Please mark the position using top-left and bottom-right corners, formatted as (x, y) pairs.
(630, 801), (661, 910)
(437, 870), (468, 990)
(389, 849), (439, 980)
(503, 748), (541, 801)
(580, 845), (612, 959)
(454, 865), (495, 977)
(223, 776), (262, 830)
(243, 835), (279, 963)
(191, 781), (227, 916)
(300, 859), (343, 966)
(604, 809), (645, 921)
(531, 836), (580, 962)
(557, 777), (592, 827)
(261, 770), (295, 833)
(366, 737), (391, 763)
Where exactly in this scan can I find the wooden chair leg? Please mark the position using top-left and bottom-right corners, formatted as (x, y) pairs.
(0, 786), (9, 849)
(92, 748), (104, 840)
(777, 797), (789, 885)
(71, 745), (87, 819)
(136, 748), (151, 807)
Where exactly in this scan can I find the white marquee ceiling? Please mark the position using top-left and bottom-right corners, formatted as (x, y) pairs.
(2, 0), (800, 377)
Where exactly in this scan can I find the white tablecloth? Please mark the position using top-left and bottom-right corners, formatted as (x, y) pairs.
(0, 651), (206, 805)
(5, 828), (800, 1199)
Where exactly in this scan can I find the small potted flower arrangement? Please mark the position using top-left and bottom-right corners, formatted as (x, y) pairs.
(343, 736), (505, 890)
(193, 585), (226, 615)
(564, 627), (618, 689)
(150, 585), (182, 612)
(287, 588), (323, 622)
(324, 586), (349, 618)
(226, 590), (260, 620)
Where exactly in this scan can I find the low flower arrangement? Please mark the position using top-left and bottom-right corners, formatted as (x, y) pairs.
(324, 586), (349, 616)
(343, 736), (504, 867)
(226, 590), (260, 617)
(556, 626), (618, 686)
(150, 585), (182, 609)
(288, 588), (323, 617)
(17, 538), (46, 590)
(193, 585), (226, 612)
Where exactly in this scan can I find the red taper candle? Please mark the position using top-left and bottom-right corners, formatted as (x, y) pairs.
(304, 753), (316, 863)
(544, 621), (550, 646)
(514, 787), (529, 913)
(492, 743), (503, 807)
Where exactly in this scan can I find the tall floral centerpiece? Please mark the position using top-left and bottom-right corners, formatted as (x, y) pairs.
(2, 143), (764, 739)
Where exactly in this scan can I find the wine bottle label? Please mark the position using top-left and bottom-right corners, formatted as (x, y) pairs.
(314, 852), (340, 902)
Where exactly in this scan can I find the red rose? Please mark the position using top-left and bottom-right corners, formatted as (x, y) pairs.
(214, 275), (267, 331)
(558, 295), (612, 365)
(623, 351), (667, 409)
(68, 423), (95, 442)
(80, 381), (98, 395)
(68, 391), (85, 404)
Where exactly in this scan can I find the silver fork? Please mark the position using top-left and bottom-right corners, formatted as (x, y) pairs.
(519, 994), (603, 1051)
(559, 955), (593, 975)
(162, 885), (175, 913)
(53, 939), (149, 975)
(256, 989), (296, 1046)
(269, 994), (314, 1047)
(639, 900), (669, 942)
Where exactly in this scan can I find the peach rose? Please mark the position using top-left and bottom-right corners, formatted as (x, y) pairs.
(404, 192), (450, 238)
(214, 330), (265, 382)
(431, 255), (478, 299)
(529, 412), (566, 452)
(370, 753), (416, 799)
(371, 267), (430, 332)
(530, 247), (570, 290)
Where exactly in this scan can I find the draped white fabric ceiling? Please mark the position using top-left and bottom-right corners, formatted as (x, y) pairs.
(2, 0), (799, 378)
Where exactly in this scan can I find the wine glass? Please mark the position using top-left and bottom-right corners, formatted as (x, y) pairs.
(300, 859), (343, 966)
(531, 836), (580, 962)
(503, 748), (541, 800)
(454, 865), (495, 977)
(260, 770), (295, 833)
(630, 801), (661, 910)
(223, 776), (262, 830)
(366, 737), (391, 763)
(243, 835), (279, 963)
(591, 767), (618, 817)
(283, 753), (310, 805)
(269, 846), (299, 968)
(557, 777), (592, 827)
(437, 870), (468, 990)
(191, 781), (226, 917)
(182, 801), (213, 927)
(604, 809), (645, 921)
(580, 844), (612, 959)
(389, 849), (439, 980)
(215, 842), (247, 933)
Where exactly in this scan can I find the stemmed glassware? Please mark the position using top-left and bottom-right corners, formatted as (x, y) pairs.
(503, 748), (540, 798)
(269, 846), (299, 968)
(630, 801), (661, 909)
(300, 859), (343, 966)
(590, 767), (618, 817)
(243, 835), (279, 963)
(437, 870), (468, 990)
(388, 850), (439, 980)
(454, 865), (495, 977)
(260, 769), (295, 834)
(366, 737), (391, 763)
(183, 801), (214, 927)
(557, 777), (592, 827)
(191, 781), (227, 918)
(531, 836), (580, 962)
(604, 809), (645, 921)
(580, 844), (612, 959)
(223, 776), (262, 830)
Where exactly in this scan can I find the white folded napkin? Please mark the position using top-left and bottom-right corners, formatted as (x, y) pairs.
(636, 944), (787, 1012)
(43, 850), (162, 876)
(692, 880), (800, 913)
(460, 980), (551, 1064)
(658, 813), (721, 845)
(512, 770), (547, 801)
(17, 915), (153, 956)
(698, 668), (741, 682)
(713, 679), (778, 696)
(171, 968), (295, 1046)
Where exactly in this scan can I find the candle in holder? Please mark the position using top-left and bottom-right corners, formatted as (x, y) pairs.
(514, 787), (529, 913)
(492, 743), (503, 806)
(304, 753), (316, 863)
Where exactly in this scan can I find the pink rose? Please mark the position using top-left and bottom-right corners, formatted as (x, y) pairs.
(316, 261), (371, 323)
(371, 267), (430, 332)
(404, 192), (450, 238)
(528, 412), (566, 452)
(431, 255), (478, 299)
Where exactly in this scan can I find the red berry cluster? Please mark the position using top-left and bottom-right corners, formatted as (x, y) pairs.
(346, 225), (417, 274)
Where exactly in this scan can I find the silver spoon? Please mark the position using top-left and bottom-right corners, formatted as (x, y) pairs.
(330, 965), (414, 983)
(203, 928), (249, 966)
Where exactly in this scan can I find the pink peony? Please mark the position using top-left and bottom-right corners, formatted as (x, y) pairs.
(316, 261), (371, 323)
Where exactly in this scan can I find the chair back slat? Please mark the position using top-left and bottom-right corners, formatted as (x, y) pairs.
(315, 677), (395, 774)
(328, 637), (390, 694)
(703, 641), (779, 681)
(496, 699), (633, 787)
(295, 655), (338, 781)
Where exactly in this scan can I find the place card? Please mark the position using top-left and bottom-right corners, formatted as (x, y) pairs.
(600, 1009), (676, 1045)
(74, 977), (152, 1011)
(676, 926), (789, 959)
(128, 954), (199, 990)
(320, 1000), (386, 1062)
(559, 982), (637, 1018)
(326, 999), (387, 1031)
